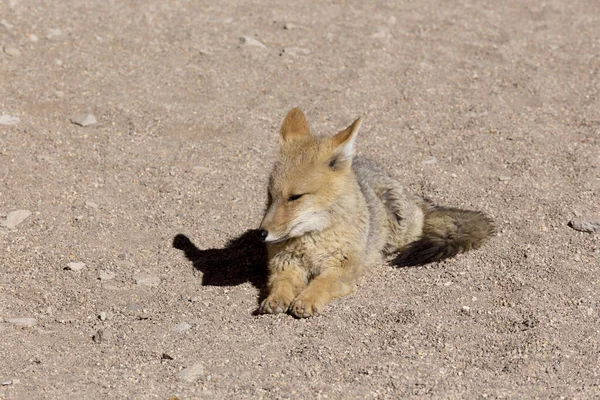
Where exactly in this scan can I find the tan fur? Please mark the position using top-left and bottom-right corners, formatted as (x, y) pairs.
(258, 108), (494, 318)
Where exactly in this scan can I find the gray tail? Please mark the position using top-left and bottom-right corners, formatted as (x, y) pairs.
(394, 206), (494, 267)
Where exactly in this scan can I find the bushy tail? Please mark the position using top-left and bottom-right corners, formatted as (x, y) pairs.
(394, 206), (495, 267)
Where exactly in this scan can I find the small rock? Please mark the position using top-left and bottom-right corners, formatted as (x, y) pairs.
(498, 176), (512, 182)
(1, 380), (13, 386)
(372, 26), (391, 39)
(423, 157), (437, 165)
(6, 317), (37, 327)
(283, 22), (305, 30)
(54, 90), (65, 98)
(3, 45), (20, 57)
(70, 113), (97, 127)
(178, 362), (205, 382)
(239, 35), (266, 48)
(280, 47), (311, 56)
(133, 274), (161, 287)
(65, 261), (85, 271)
(0, 114), (20, 125)
(47, 28), (67, 41)
(162, 353), (174, 361)
(28, 33), (39, 42)
(174, 322), (192, 333)
(0, 209), (31, 229)
(98, 311), (111, 321)
(92, 329), (110, 343)
(98, 270), (115, 281)
(85, 200), (98, 209)
(569, 219), (600, 233)
(1, 19), (13, 31)
(461, 306), (471, 313)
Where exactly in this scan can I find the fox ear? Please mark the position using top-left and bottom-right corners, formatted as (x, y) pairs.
(280, 107), (310, 141)
(329, 117), (362, 166)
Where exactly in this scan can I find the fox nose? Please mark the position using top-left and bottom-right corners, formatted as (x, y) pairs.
(258, 229), (268, 241)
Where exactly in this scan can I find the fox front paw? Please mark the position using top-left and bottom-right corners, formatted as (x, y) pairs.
(258, 296), (290, 315)
(289, 298), (321, 319)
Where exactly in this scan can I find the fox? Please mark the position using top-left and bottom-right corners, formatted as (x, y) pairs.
(257, 107), (494, 318)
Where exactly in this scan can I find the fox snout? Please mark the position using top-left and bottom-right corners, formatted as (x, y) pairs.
(258, 205), (285, 243)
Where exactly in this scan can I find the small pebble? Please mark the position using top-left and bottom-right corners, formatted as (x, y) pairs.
(239, 35), (266, 48)
(65, 261), (85, 271)
(6, 317), (37, 327)
(372, 26), (391, 39)
(498, 176), (512, 182)
(98, 312), (108, 321)
(133, 274), (161, 287)
(92, 328), (109, 343)
(280, 47), (311, 56)
(569, 219), (600, 233)
(70, 113), (97, 127)
(174, 322), (192, 333)
(3, 45), (20, 57)
(29, 33), (39, 42)
(162, 353), (174, 361)
(47, 28), (67, 41)
(0, 209), (31, 229)
(0, 115), (20, 125)
(178, 362), (205, 382)
(85, 201), (98, 209)
(283, 22), (304, 30)
(0, 19), (13, 31)
(423, 157), (437, 165)
(98, 270), (115, 281)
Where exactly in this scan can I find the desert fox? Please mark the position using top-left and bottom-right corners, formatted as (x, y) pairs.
(258, 108), (494, 318)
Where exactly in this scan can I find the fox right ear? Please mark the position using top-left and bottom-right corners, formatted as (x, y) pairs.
(330, 116), (362, 164)
(280, 107), (310, 142)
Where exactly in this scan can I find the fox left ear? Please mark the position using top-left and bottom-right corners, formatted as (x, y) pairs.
(280, 107), (311, 142)
(330, 117), (362, 166)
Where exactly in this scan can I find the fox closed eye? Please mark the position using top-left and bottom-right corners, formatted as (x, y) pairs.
(288, 193), (305, 202)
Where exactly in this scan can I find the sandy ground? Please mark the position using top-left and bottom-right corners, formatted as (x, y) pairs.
(1, 0), (599, 398)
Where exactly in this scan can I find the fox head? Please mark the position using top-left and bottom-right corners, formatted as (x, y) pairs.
(259, 107), (362, 243)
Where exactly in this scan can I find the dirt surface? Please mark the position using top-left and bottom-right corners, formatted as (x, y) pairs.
(1, 0), (599, 398)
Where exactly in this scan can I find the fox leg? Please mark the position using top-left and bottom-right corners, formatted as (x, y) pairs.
(289, 266), (357, 318)
(259, 266), (307, 314)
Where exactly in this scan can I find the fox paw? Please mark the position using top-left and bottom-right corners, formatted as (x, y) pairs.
(289, 299), (321, 319)
(258, 297), (290, 314)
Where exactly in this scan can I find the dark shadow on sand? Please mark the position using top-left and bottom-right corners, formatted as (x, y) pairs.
(172, 230), (269, 305)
